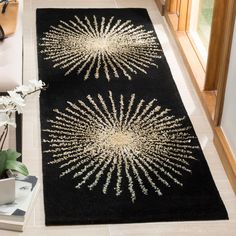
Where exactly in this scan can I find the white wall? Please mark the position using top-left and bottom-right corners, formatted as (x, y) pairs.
(221, 20), (236, 160)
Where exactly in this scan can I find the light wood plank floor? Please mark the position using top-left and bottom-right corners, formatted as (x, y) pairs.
(1, 0), (236, 235)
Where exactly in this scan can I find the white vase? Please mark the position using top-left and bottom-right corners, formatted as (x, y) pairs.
(0, 178), (15, 205)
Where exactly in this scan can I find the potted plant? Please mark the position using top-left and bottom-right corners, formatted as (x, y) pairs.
(0, 80), (46, 205)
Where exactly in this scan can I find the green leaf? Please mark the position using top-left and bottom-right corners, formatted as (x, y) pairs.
(5, 149), (21, 161)
(0, 150), (27, 177)
(5, 160), (29, 176)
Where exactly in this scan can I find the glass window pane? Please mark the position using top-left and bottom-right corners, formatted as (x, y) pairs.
(189, 0), (214, 65)
(197, 0), (214, 49)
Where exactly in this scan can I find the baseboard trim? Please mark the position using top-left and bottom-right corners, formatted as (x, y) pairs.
(214, 127), (236, 194)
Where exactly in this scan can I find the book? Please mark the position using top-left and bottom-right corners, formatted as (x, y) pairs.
(0, 175), (40, 231)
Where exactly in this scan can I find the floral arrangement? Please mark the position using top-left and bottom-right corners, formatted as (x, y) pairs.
(0, 80), (46, 178)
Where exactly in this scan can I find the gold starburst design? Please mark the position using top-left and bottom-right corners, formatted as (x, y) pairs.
(43, 92), (199, 202)
(39, 15), (162, 81)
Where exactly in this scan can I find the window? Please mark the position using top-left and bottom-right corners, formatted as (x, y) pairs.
(165, 0), (236, 193)
(165, 0), (236, 121)
(188, 0), (215, 66)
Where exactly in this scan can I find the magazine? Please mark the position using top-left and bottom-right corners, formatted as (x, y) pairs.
(0, 175), (40, 231)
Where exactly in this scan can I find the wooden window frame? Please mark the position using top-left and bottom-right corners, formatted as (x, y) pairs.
(166, 0), (189, 31)
(209, 0), (236, 125)
(164, 0), (236, 194)
(168, 0), (178, 13)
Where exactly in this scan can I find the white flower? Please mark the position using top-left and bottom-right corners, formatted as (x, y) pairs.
(29, 80), (45, 89)
(14, 85), (31, 95)
(0, 81), (46, 150)
(0, 106), (15, 113)
(0, 96), (12, 106)
(0, 96), (16, 114)
(0, 112), (16, 127)
(7, 91), (25, 113)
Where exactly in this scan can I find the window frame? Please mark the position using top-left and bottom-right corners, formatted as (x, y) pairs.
(164, 0), (236, 194)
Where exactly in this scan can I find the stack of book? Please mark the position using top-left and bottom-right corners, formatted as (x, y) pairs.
(0, 176), (40, 232)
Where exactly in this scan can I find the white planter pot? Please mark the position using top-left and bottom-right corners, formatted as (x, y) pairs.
(0, 178), (15, 205)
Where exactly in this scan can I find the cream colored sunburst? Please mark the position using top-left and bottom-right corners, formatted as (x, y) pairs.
(39, 15), (162, 81)
(43, 92), (199, 202)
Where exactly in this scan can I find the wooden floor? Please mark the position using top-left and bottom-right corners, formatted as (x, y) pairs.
(2, 0), (236, 235)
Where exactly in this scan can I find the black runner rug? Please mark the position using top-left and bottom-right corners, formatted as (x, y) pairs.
(36, 8), (228, 225)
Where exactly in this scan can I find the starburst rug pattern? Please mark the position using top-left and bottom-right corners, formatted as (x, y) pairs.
(39, 15), (162, 81)
(42, 91), (198, 203)
(37, 8), (228, 225)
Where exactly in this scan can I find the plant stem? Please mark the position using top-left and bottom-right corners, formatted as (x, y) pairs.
(23, 87), (45, 99)
(0, 125), (8, 150)
(0, 124), (8, 150)
(0, 125), (7, 141)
